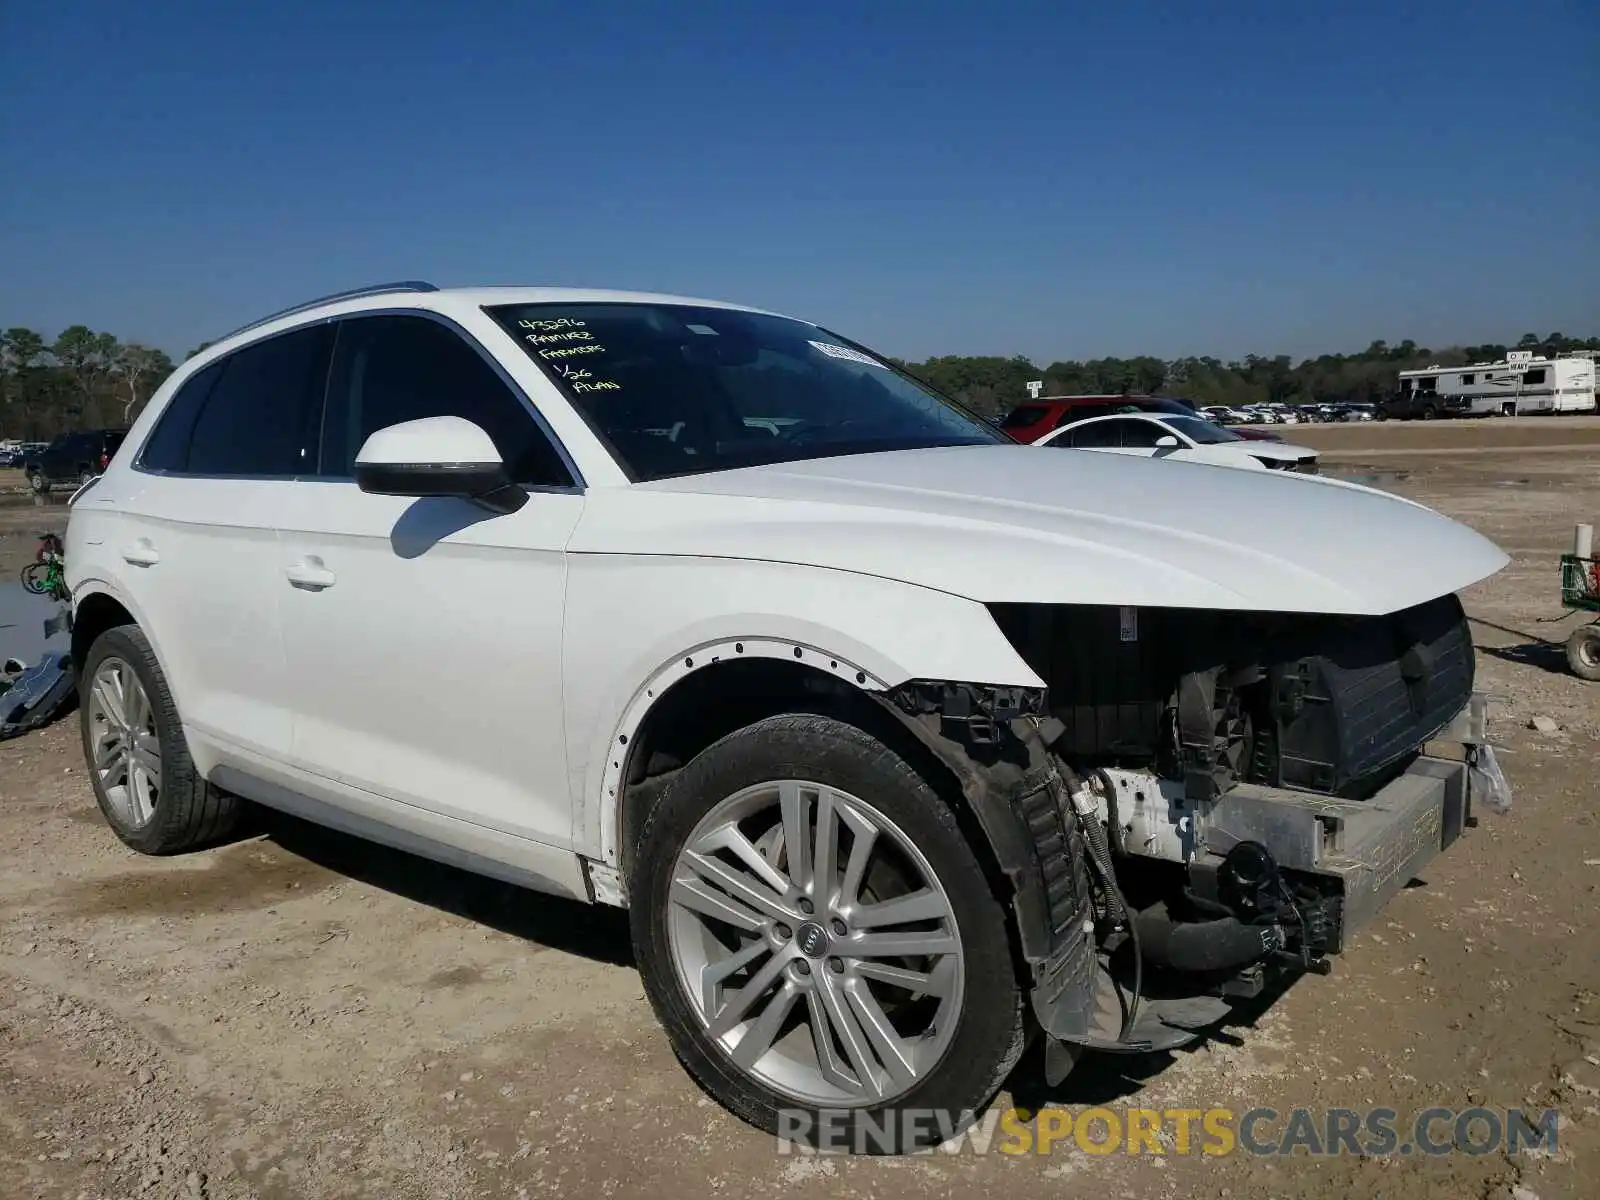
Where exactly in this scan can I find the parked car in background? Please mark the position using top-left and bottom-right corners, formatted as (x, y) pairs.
(1375, 390), (1466, 421)
(1194, 407), (1284, 441)
(1344, 403), (1376, 421)
(1230, 424), (1286, 442)
(999, 394), (1196, 443)
(65, 281), (1509, 1152)
(26, 429), (128, 493)
(1037, 410), (1319, 472)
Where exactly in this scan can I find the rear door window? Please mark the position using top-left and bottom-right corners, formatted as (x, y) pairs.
(1066, 421), (1120, 448)
(1116, 420), (1166, 449)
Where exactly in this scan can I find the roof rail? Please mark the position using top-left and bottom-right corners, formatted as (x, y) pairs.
(215, 280), (439, 344)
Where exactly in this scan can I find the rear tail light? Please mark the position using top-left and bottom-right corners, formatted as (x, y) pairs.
(98, 453), (109, 470)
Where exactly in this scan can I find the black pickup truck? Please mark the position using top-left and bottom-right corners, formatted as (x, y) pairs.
(25, 429), (128, 493)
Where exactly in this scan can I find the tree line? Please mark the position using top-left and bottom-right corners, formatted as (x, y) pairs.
(0, 327), (182, 441)
(2, 322), (1596, 442)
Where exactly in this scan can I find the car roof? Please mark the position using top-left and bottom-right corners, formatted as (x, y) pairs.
(1070, 411), (1170, 425)
(1036, 410), (1177, 445)
(202, 282), (787, 364)
(1029, 395), (1142, 407)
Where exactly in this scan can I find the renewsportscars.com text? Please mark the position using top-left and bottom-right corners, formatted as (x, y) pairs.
(776, 1105), (1561, 1157)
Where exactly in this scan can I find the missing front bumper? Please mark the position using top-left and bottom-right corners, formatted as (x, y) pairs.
(1204, 746), (1504, 951)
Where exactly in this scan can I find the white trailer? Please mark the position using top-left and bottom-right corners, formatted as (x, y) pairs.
(1398, 351), (1596, 417)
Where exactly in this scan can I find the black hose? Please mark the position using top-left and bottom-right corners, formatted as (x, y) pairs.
(1134, 907), (1283, 974)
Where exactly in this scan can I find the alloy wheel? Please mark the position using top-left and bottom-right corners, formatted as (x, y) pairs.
(86, 657), (162, 828)
(665, 780), (964, 1107)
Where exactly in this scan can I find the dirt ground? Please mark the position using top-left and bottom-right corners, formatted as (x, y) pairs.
(2, 421), (1599, 1200)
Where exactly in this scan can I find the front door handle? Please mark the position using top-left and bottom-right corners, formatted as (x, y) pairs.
(285, 558), (336, 591)
(121, 539), (159, 567)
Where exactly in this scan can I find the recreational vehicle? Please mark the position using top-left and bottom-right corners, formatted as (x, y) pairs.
(1394, 351), (1596, 418)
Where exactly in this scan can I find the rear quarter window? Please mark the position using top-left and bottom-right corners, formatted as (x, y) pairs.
(137, 362), (226, 473)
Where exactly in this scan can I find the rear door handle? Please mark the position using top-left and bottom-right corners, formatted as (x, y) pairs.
(121, 540), (159, 567)
(284, 558), (336, 591)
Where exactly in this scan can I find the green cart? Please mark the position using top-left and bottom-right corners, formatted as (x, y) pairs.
(1561, 553), (1600, 680)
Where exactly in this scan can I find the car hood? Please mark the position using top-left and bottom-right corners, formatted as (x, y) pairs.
(1224, 439), (1315, 462)
(578, 445), (1507, 615)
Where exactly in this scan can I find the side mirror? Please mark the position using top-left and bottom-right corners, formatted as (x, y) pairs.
(1154, 435), (1181, 449)
(355, 416), (527, 515)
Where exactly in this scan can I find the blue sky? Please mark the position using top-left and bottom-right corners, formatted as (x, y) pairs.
(2, 0), (1596, 363)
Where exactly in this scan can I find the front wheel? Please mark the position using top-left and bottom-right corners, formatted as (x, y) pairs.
(1568, 626), (1600, 682)
(630, 713), (1026, 1152)
(28, 471), (48, 494)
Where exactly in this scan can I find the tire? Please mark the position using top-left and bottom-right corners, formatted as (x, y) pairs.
(78, 467), (95, 487)
(29, 471), (48, 494)
(78, 623), (242, 854)
(1568, 626), (1600, 682)
(1421, 405), (1437, 420)
(630, 712), (1026, 1153)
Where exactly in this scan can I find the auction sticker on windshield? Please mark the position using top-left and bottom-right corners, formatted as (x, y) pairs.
(808, 340), (887, 368)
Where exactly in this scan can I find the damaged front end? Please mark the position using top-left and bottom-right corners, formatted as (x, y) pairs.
(881, 592), (1509, 1077)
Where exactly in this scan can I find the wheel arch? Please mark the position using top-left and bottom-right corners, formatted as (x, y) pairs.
(600, 638), (1040, 963)
(599, 637), (892, 874)
(69, 582), (177, 699)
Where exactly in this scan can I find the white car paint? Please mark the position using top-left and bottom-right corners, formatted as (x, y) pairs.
(65, 285), (1509, 907)
(601, 445), (1496, 613)
(1036, 411), (1320, 472)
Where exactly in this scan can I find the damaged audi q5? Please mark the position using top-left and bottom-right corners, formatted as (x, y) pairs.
(67, 285), (1510, 1155)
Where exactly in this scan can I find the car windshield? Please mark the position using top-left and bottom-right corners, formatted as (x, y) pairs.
(488, 303), (1004, 480)
(1162, 415), (1241, 444)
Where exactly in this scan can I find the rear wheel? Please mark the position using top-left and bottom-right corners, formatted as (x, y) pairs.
(79, 624), (242, 854)
(1567, 626), (1600, 682)
(78, 467), (96, 487)
(630, 713), (1025, 1152)
(1421, 405), (1438, 420)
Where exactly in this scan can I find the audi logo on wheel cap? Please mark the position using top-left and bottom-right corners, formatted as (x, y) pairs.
(796, 921), (830, 958)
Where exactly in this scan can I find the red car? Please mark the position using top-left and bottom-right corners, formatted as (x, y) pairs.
(1000, 394), (1282, 443)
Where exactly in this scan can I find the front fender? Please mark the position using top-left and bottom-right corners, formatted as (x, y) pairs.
(561, 554), (1043, 859)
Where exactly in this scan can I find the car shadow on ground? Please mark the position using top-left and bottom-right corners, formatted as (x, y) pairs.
(1479, 640), (1572, 676)
(249, 807), (636, 967)
(1471, 616), (1574, 677)
(241, 804), (1303, 1104)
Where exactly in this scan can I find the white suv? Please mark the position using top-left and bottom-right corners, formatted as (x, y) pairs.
(67, 282), (1511, 1152)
